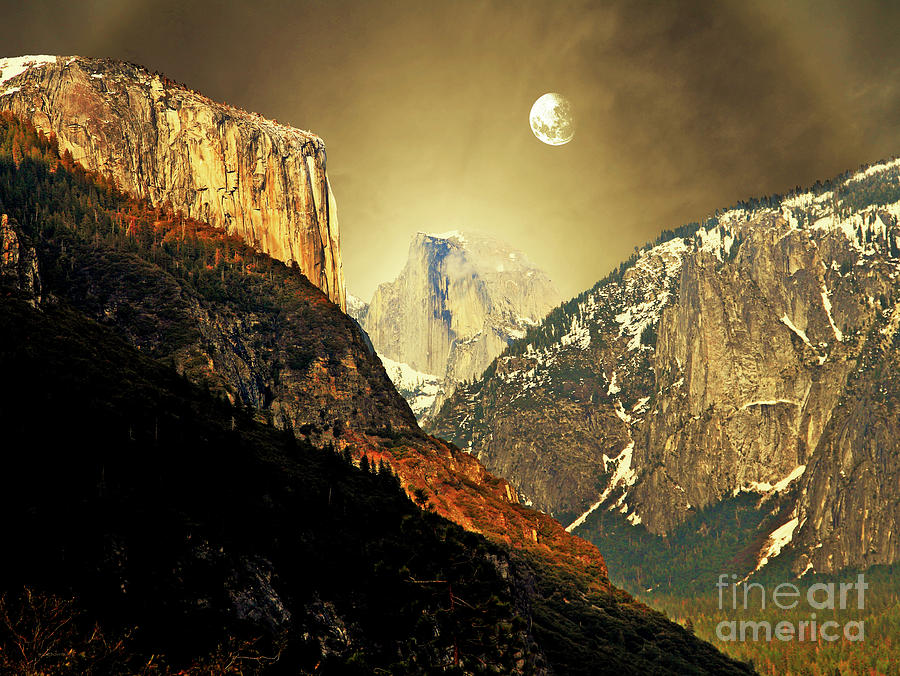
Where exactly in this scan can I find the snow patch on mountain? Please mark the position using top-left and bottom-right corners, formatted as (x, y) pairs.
(567, 440), (638, 532)
(846, 157), (900, 183)
(377, 353), (441, 419)
(425, 230), (467, 244)
(607, 371), (620, 395)
(564, 497), (604, 533)
(733, 464), (806, 496)
(346, 292), (369, 320)
(821, 284), (843, 342)
(0, 55), (57, 87)
(752, 516), (800, 574)
(696, 225), (735, 261)
(810, 198), (900, 256)
(780, 314), (812, 347)
(560, 314), (591, 349)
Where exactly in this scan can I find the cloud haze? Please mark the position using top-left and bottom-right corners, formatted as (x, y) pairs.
(4, 0), (900, 298)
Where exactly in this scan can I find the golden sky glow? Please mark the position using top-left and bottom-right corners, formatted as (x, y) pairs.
(5, 0), (900, 299)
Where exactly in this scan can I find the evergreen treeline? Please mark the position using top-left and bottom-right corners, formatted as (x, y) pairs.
(651, 564), (900, 676)
(575, 494), (900, 676)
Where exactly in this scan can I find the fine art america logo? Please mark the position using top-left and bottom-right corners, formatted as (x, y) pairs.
(715, 574), (867, 642)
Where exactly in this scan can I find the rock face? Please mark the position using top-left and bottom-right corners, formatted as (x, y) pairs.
(0, 213), (40, 305)
(431, 159), (900, 574)
(362, 231), (560, 421)
(0, 55), (344, 310)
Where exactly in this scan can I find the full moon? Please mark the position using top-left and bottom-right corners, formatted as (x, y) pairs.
(529, 93), (574, 146)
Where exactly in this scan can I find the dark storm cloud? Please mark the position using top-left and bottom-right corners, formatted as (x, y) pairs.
(3, 0), (900, 298)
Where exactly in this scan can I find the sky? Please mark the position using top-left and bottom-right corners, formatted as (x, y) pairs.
(3, 0), (900, 300)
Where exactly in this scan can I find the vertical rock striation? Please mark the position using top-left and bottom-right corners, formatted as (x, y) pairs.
(363, 231), (560, 421)
(432, 159), (900, 574)
(0, 55), (344, 309)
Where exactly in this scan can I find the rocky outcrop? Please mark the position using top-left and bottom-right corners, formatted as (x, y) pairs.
(630, 220), (861, 534)
(0, 55), (344, 309)
(346, 292), (369, 325)
(59, 239), (413, 441)
(432, 159), (900, 574)
(0, 213), (40, 305)
(363, 231), (560, 421)
(793, 293), (900, 573)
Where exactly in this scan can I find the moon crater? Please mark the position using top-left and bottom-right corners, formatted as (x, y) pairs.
(529, 93), (574, 146)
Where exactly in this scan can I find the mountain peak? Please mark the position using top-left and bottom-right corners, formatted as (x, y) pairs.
(361, 229), (560, 422)
(420, 229), (468, 243)
(431, 155), (900, 579)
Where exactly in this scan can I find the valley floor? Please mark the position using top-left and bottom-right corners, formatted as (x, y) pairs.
(620, 566), (899, 676)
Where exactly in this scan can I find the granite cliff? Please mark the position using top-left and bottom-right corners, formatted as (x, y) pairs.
(0, 212), (40, 306)
(431, 159), (900, 577)
(361, 231), (560, 421)
(0, 55), (344, 309)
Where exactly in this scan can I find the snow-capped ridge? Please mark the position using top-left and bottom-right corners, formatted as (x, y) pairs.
(845, 157), (900, 184)
(432, 147), (900, 573)
(0, 55), (57, 87)
(423, 229), (467, 244)
(377, 353), (441, 419)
